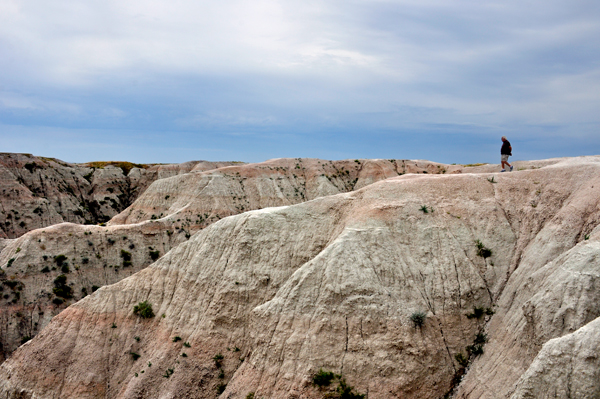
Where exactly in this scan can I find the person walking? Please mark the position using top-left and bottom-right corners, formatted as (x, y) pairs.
(500, 136), (513, 172)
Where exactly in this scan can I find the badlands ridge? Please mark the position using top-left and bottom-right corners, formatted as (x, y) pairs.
(0, 154), (599, 398)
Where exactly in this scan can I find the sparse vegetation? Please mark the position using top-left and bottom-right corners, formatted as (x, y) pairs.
(475, 240), (492, 258)
(6, 258), (14, 268)
(130, 352), (141, 361)
(410, 311), (427, 328)
(213, 353), (224, 368)
(172, 336), (182, 342)
(216, 383), (227, 394)
(313, 368), (336, 387)
(311, 370), (364, 398)
(487, 176), (496, 183)
(163, 368), (174, 378)
(52, 275), (73, 299)
(419, 205), (433, 214)
(455, 352), (469, 368)
(149, 250), (160, 261)
(183, 342), (191, 347)
(336, 378), (365, 399)
(466, 306), (494, 319)
(133, 301), (155, 319)
(54, 254), (67, 266)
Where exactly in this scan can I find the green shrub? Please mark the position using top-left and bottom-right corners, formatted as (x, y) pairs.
(467, 306), (494, 319)
(466, 306), (484, 319)
(313, 368), (335, 387)
(410, 311), (427, 328)
(455, 352), (469, 367)
(54, 255), (67, 266)
(41, 266), (50, 273)
(92, 285), (100, 292)
(163, 368), (174, 378)
(183, 342), (191, 347)
(246, 393), (255, 399)
(7, 258), (15, 268)
(218, 368), (225, 379)
(475, 240), (492, 258)
(133, 301), (155, 319)
(120, 250), (132, 262)
(61, 264), (70, 273)
(52, 297), (64, 305)
(216, 383), (226, 394)
(213, 353), (224, 368)
(130, 352), (141, 361)
(172, 336), (182, 342)
(474, 333), (488, 345)
(336, 378), (365, 399)
(3, 281), (19, 290)
(53, 275), (73, 299)
(149, 250), (160, 261)
(82, 257), (89, 264)
(466, 344), (484, 356)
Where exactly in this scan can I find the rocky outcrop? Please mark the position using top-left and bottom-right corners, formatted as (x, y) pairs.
(110, 158), (461, 232)
(0, 156), (454, 362)
(509, 315), (600, 398)
(0, 220), (186, 360)
(0, 153), (238, 239)
(2, 156), (598, 398)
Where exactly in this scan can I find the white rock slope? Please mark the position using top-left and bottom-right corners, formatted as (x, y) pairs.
(0, 156), (599, 399)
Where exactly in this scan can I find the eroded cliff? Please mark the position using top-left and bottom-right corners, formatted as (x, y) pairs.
(2, 156), (598, 398)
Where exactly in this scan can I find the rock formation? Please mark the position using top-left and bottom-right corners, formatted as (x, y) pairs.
(1, 156), (598, 398)
(0, 153), (237, 239)
(0, 220), (185, 360)
(0, 156), (454, 361)
(109, 157), (461, 232)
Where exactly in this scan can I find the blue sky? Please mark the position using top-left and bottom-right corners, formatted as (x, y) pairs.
(1, 0), (599, 164)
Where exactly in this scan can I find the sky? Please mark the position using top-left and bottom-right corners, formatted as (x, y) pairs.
(1, 0), (599, 164)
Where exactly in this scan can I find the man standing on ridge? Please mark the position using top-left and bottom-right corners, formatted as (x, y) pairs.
(500, 136), (513, 172)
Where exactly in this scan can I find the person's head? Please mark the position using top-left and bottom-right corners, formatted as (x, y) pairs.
(501, 136), (507, 142)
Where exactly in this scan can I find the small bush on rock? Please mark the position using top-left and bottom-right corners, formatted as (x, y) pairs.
(54, 255), (67, 266)
(133, 301), (154, 319)
(313, 369), (336, 387)
(410, 311), (427, 328)
(213, 353), (224, 368)
(475, 240), (492, 258)
(149, 250), (160, 261)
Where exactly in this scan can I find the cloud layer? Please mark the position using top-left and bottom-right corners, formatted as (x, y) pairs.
(1, 0), (599, 163)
